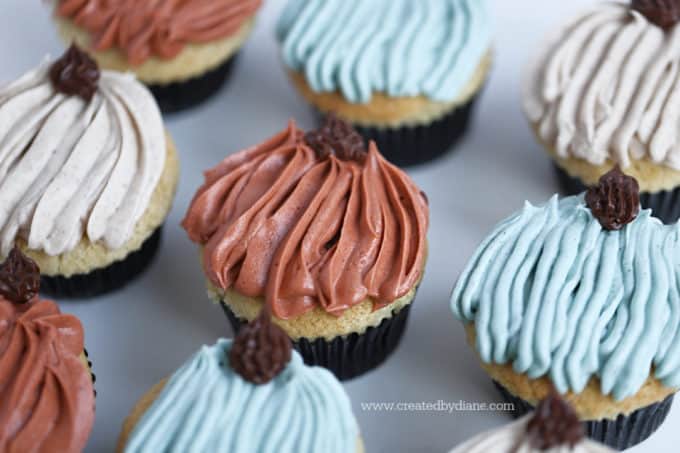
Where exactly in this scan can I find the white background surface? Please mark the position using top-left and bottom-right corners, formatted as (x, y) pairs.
(0, 1), (676, 452)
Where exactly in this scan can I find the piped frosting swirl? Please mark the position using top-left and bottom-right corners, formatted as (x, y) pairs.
(0, 249), (94, 453)
(449, 414), (612, 453)
(524, 2), (680, 170)
(277, 0), (492, 103)
(0, 50), (166, 257)
(452, 194), (680, 401)
(56, 0), (262, 65)
(183, 120), (429, 319)
(123, 339), (359, 453)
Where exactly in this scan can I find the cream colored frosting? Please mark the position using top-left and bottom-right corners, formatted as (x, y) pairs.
(449, 416), (614, 453)
(524, 2), (680, 169)
(0, 61), (166, 256)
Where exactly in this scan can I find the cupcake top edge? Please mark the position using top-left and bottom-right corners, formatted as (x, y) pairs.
(451, 187), (680, 401)
(277, 0), (492, 104)
(524, 1), (680, 171)
(450, 396), (613, 453)
(0, 249), (95, 452)
(54, 0), (263, 66)
(0, 46), (166, 257)
(182, 117), (429, 320)
(123, 338), (359, 453)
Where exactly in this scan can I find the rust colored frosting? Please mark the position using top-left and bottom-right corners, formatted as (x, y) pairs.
(183, 120), (429, 319)
(229, 309), (293, 384)
(526, 395), (585, 450)
(49, 44), (100, 102)
(0, 298), (95, 452)
(585, 166), (640, 231)
(0, 247), (40, 304)
(632, 0), (680, 29)
(55, 0), (262, 66)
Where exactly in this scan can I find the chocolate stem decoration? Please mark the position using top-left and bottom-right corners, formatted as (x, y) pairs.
(632, 0), (680, 29)
(49, 44), (101, 102)
(0, 247), (41, 304)
(304, 113), (368, 163)
(229, 308), (292, 385)
(585, 165), (640, 231)
(526, 394), (584, 450)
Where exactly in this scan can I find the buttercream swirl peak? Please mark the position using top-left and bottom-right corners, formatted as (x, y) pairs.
(229, 310), (293, 384)
(449, 414), (613, 453)
(49, 44), (100, 101)
(0, 56), (166, 256)
(524, 2), (680, 170)
(585, 166), (640, 230)
(124, 339), (359, 453)
(0, 297), (95, 452)
(56, 0), (262, 65)
(0, 247), (40, 303)
(183, 120), (429, 319)
(452, 194), (680, 401)
(277, 0), (492, 103)
(632, 0), (680, 29)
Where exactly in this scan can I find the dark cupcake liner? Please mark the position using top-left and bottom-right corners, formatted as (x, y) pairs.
(315, 95), (479, 168)
(493, 381), (674, 450)
(554, 164), (680, 224)
(41, 227), (163, 299)
(221, 301), (413, 381)
(148, 54), (239, 114)
(84, 348), (97, 397)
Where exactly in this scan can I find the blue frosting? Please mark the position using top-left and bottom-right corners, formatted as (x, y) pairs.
(277, 0), (492, 103)
(451, 195), (680, 401)
(124, 339), (359, 453)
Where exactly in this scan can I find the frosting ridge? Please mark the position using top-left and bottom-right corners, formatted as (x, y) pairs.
(183, 121), (428, 319)
(0, 58), (166, 256)
(277, 0), (492, 103)
(524, 2), (680, 170)
(56, 0), (262, 65)
(0, 298), (95, 452)
(124, 339), (358, 453)
(451, 194), (680, 400)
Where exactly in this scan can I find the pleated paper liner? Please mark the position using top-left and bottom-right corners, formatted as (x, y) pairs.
(221, 302), (413, 381)
(493, 381), (674, 450)
(148, 54), (239, 114)
(554, 164), (680, 224)
(315, 95), (479, 168)
(41, 227), (163, 299)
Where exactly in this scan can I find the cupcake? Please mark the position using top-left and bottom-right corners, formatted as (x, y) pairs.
(117, 310), (362, 453)
(0, 45), (179, 298)
(450, 395), (614, 453)
(451, 168), (679, 449)
(524, 0), (680, 224)
(0, 247), (96, 452)
(182, 116), (429, 379)
(51, 0), (263, 112)
(277, 0), (492, 167)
